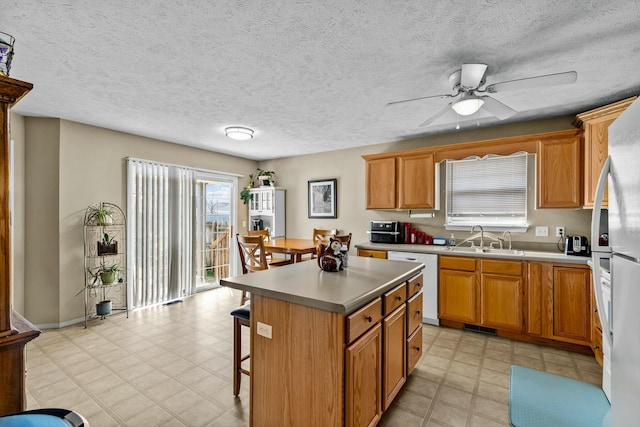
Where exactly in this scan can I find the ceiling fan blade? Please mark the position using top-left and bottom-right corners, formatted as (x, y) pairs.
(461, 64), (488, 88)
(480, 96), (517, 120)
(386, 93), (454, 107)
(418, 103), (453, 127)
(485, 71), (577, 93)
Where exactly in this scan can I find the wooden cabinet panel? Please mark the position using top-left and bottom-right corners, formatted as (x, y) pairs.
(347, 298), (382, 344)
(526, 262), (544, 336)
(407, 292), (423, 335)
(440, 255), (476, 272)
(592, 325), (603, 366)
(383, 283), (407, 315)
(407, 274), (423, 299)
(346, 323), (382, 427)
(357, 249), (387, 259)
(365, 158), (396, 209)
(383, 305), (406, 410)
(398, 153), (436, 209)
(480, 274), (524, 332)
(481, 259), (523, 276)
(439, 268), (477, 323)
(537, 137), (582, 208)
(575, 97), (635, 208)
(407, 325), (423, 376)
(552, 267), (592, 344)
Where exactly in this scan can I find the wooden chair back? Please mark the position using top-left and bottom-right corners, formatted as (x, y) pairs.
(333, 233), (352, 250)
(312, 228), (338, 245)
(247, 229), (270, 240)
(237, 234), (269, 274)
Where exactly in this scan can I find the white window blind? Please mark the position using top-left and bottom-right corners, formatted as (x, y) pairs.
(446, 152), (528, 227)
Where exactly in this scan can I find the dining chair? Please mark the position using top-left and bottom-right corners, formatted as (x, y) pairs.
(247, 229), (291, 266)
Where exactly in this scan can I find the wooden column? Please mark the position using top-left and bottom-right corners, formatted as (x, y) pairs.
(0, 74), (40, 415)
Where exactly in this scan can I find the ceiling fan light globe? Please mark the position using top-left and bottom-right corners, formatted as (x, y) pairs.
(451, 97), (484, 116)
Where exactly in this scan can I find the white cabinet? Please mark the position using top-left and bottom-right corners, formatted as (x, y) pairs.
(249, 187), (286, 237)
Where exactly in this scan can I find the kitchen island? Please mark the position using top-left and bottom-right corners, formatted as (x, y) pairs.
(221, 256), (424, 427)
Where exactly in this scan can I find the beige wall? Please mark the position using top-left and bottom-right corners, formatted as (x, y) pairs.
(18, 116), (257, 326)
(10, 113), (26, 315)
(260, 116), (592, 250)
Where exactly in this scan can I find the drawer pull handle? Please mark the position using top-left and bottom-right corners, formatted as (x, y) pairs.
(416, 310), (421, 315)
(416, 283), (422, 288)
(414, 346), (421, 351)
(594, 345), (600, 350)
(396, 296), (402, 301)
(365, 315), (373, 322)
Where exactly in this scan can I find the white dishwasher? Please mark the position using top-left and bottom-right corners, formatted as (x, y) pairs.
(388, 251), (439, 325)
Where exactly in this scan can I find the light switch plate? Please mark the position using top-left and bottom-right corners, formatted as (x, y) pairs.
(535, 226), (549, 237)
(257, 321), (272, 339)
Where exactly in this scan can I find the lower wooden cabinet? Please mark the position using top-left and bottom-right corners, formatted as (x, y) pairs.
(480, 259), (524, 332)
(551, 266), (592, 344)
(382, 305), (406, 410)
(439, 257), (478, 323)
(357, 249), (388, 259)
(346, 324), (382, 427)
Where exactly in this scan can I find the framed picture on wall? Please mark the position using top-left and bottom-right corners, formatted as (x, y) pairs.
(308, 178), (337, 218)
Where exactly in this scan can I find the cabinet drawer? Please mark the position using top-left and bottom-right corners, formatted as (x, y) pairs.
(407, 292), (423, 335)
(439, 255), (476, 272)
(384, 284), (407, 316)
(481, 259), (523, 276)
(593, 326), (603, 366)
(407, 274), (423, 299)
(357, 249), (388, 259)
(407, 325), (423, 375)
(347, 298), (383, 344)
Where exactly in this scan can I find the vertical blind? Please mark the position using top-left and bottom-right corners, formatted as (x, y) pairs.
(445, 152), (528, 226)
(127, 159), (194, 307)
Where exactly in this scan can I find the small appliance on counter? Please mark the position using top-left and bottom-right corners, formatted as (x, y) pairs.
(564, 235), (590, 256)
(368, 220), (402, 243)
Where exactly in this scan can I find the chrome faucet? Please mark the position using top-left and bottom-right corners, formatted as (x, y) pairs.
(501, 230), (512, 250)
(471, 225), (484, 248)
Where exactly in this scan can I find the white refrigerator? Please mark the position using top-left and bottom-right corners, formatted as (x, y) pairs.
(591, 97), (640, 424)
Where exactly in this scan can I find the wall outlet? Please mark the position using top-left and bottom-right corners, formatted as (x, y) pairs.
(556, 226), (565, 238)
(257, 321), (272, 339)
(242, 220), (247, 228)
(535, 226), (549, 237)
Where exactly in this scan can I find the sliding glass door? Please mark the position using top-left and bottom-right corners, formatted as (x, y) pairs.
(194, 173), (237, 290)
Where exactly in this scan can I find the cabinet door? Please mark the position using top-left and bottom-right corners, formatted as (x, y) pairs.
(584, 116), (615, 207)
(365, 158), (396, 209)
(398, 153), (436, 209)
(537, 137), (582, 208)
(407, 325), (423, 376)
(383, 305), (406, 410)
(438, 269), (477, 323)
(552, 267), (592, 344)
(480, 274), (524, 332)
(346, 323), (382, 427)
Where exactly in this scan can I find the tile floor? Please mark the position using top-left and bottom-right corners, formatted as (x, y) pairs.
(25, 287), (602, 427)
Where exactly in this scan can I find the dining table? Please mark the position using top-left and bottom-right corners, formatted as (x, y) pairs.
(264, 238), (318, 263)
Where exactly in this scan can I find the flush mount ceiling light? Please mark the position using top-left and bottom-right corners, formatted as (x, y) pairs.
(451, 93), (484, 116)
(225, 126), (254, 141)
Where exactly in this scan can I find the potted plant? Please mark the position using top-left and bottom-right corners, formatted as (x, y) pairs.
(241, 187), (253, 205)
(88, 205), (113, 226)
(97, 232), (118, 256)
(89, 264), (123, 286)
(256, 168), (275, 186)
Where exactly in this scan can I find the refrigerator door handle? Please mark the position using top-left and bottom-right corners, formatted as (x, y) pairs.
(591, 156), (611, 253)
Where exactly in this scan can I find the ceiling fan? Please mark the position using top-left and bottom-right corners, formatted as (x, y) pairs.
(387, 64), (577, 127)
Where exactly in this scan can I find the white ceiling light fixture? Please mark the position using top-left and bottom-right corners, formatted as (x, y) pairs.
(451, 93), (484, 116)
(225, 126), (254, 140)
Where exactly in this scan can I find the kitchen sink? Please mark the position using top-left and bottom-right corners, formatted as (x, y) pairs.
(446, 246), (525, 256)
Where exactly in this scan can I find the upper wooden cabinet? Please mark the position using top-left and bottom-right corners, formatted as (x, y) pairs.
(575, 97), (636, 208)
(363, 151), (438, 210)
(536, 136), (582, 208)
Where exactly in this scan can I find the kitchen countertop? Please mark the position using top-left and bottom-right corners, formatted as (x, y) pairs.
(220, 256), (423, 315)
(355, 242), (590, 265)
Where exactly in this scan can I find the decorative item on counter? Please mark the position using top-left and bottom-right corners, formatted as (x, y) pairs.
(417, 231), (426, 245)
(404, 222), (411, 244)
(449, 233), (456, 246)
(411, 227), (417, 244)
(0, 31), (15, 76)
(425, 234), (433, 245)
(317, 238), (346, 272)
(433, 237), (446, 245)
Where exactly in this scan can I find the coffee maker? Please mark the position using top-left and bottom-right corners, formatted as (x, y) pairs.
(252, 219), (264, 231)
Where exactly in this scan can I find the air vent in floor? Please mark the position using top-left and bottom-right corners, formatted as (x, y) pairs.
(463, 323), (497, 336)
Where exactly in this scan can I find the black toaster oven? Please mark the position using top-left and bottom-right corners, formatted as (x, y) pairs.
(368, 221), (402, 244)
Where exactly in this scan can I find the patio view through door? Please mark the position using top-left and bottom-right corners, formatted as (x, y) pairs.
(195, 173), (237, 290)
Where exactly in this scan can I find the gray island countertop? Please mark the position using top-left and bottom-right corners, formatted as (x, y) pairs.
(221, 256), (424, 315)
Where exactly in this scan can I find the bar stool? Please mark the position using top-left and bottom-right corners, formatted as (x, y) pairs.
(231, 234), (269, 395)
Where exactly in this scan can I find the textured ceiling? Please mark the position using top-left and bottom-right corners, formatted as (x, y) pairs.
(3, 1), (640, 160)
